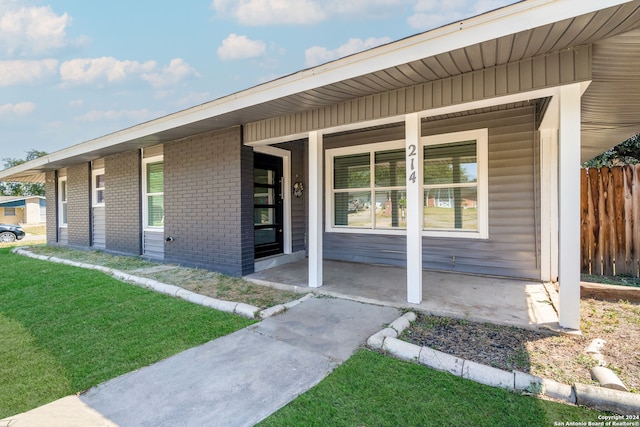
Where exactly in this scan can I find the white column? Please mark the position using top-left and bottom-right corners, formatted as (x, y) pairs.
(405, 113), (423, 303)
(308, 131), (323, 288)
(540, 128), (559, 283)
(558, 84), (581, 330)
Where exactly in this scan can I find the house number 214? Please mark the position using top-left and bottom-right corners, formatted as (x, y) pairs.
(407, 144), (417, 184)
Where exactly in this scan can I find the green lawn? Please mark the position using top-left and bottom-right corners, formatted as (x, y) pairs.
(0, 248), (255, 418)
(259, 350), (603, 427)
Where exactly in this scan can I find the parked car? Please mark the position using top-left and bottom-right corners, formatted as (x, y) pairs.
(0, 224), (25, 242)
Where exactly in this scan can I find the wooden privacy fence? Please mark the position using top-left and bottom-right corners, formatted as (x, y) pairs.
(581, 165), (640, 277)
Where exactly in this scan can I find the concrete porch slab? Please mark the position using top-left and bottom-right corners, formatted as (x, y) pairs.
(245, 259), (559, 330)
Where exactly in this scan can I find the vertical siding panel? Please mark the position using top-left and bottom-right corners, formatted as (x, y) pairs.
(336, 103), (344, 126)
(422, 83), (432, 110)
(532, 56), (547, 88)
(575, 44), (591, 81)
(507, 63), (520, 93)
(473, 71), (484, 100)
(495, 65), (508, 95)
(379, 92), (389, 118)
(451, 75), (462, 104)
(560, 48), (575, 83)
(484, 68), (496, 98)
(389, 90), (398, 115)
(432, 80), (442, 107)
(546, 52), (560, 86)
(442, 78), (453, 106)
(519, 58), (533, 90)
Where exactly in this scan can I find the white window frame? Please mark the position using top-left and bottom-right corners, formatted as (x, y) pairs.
(326, 140), (407, 235)
(142, 155), (164, 231)
(58, 177), (68, 227)
(325, 128), (488, 239)
(4, 207), (16, 216)
(421, 128), (488, 239)
(92, 168), (105, 207)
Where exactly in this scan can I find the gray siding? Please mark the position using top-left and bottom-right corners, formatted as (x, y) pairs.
(275, 140), (307, 253)
(245, 45), (590, 143)
(58, 227), (68, 245)
(324, 105), (540, 280)
(105, 151), (142, 255)
(143, 230), (164, 260)
(92, 206), (106, 249)
(164, 127), (253, 276)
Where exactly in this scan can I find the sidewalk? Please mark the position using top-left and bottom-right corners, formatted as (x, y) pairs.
(2, 297), (399, 427)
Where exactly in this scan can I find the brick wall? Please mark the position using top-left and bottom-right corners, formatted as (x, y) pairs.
(164, 127), (254, 276)
(67, 163), (91, 247)
(105, 150), (142, 255)
(45, 171), (57, 244)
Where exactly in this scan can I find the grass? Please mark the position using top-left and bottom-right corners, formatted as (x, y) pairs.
(582, 273), (640, 288)
(258, 350), (603, 427)
(27, 246), (300, 309)
(0, 247), (255, 418)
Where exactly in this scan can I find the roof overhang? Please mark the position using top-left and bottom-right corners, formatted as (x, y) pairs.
(2, 0), (639, 182)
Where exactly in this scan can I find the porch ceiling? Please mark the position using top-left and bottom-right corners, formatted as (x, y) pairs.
(2, 0), (640, 182)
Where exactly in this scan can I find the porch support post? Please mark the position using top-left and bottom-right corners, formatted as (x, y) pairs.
(558, 84), (581, 330)
(405, 113), (423, 303)
(308, 130), (323, 288)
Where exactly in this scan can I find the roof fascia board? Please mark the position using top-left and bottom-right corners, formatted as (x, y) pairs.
(0, 0), (628, 180)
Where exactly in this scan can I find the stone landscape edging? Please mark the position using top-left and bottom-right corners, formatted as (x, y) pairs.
(368, 312), (640, 416)
(12, 247), (313, 320)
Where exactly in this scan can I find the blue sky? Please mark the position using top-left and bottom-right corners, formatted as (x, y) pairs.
(0, 0), (516, 164)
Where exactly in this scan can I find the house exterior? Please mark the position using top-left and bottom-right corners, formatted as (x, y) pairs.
(0, 196), (46, 225)
(2, 0), (640, 330)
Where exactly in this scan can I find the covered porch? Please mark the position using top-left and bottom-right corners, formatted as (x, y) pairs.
(246, 259), (559, 330)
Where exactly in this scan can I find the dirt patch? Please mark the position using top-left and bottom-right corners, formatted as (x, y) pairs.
(401, 298), (640, 393)
(24, 246), (301, 309)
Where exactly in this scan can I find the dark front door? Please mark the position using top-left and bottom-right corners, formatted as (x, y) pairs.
(254, 153), (284, 259)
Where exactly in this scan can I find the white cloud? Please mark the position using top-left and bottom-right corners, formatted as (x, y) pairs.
(60, 57), (157, 85)
(408, 0), (514, 30)
(142, 58), (200, 88)
(0, 101), (36, 116)
(74, 109), (159, 123)
(69, 99), (84, 108)
(212, 0), (326, 26)
(212, 0), (409, 25)
(0, 5), (80, 56)
(305, 37), (392, 67)
(0, 59), (58, 86)
(175, 92), (213, 108)
(217, 34), (266, 61)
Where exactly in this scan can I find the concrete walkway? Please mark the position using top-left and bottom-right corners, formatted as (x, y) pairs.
(2, 297), (399, 427)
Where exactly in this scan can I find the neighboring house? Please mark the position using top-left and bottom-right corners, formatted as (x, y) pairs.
(1, 0), (640, 330)
(0, 196), (46, 225)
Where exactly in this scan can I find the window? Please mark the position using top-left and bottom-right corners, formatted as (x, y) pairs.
(422, 129), (488, 239)
(4, 207), (16, 216)
(59, 177), (67, 226)
(93, 169), (105, 206)
(144, 159), (164, 228)
(327, 140), (406, 233)
(326, 128), (488, 239)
